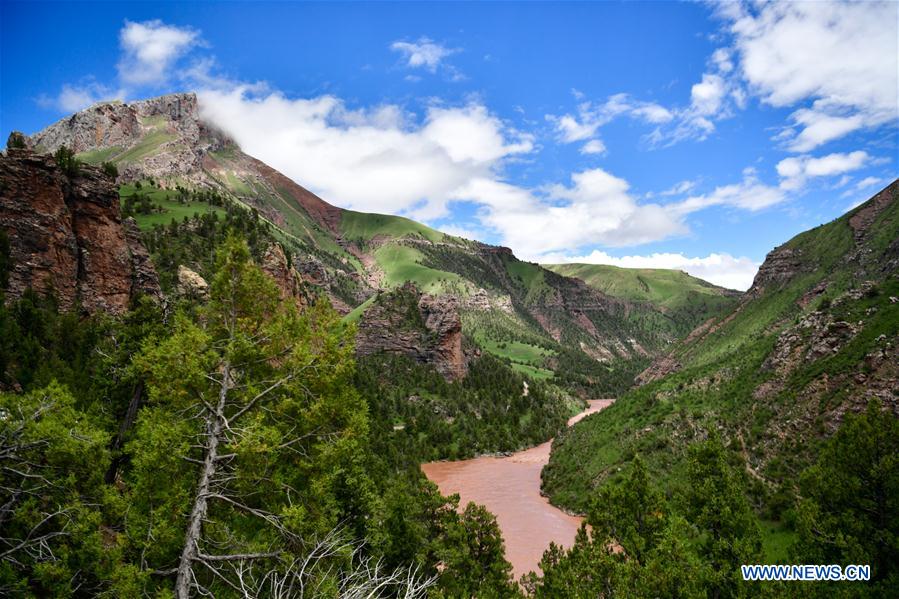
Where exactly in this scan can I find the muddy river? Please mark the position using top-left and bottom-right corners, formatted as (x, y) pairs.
(421, 399), (614, 580)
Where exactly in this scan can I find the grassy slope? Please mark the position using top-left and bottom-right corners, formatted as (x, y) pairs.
(204, 148), (361, 270)
(544, 262), (740, 336)
(543, 263), (735, 306)
(543, 184), (899, 520)
(340, 210), (449, 243)
(373, 244), (464, 294)
(118, 183), (226, 230)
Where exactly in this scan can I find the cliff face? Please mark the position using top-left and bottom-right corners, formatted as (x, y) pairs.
(0, 148), (161, 314)
(355, 283), (467, 381)
(260, 244), (310, 309)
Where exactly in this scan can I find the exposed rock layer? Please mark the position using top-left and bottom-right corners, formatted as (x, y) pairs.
(355, 283), (467, 381)
(260, 244), (308, 309)
(0, 148), (161, 314)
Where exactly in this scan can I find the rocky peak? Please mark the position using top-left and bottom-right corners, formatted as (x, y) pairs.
(28, 93), (235, 184)
(0, 147), (162, 314)
(31, 93), (202, 154)
(27, 92), (344, 236)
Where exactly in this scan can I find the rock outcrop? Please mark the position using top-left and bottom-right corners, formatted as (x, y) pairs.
(123, 217), (164, 303)
(355, 282), (467, 381)
(260, 244), (308, 308)
(30, 94), (213, 182)
(176, 266), (209, 300)
(0, 148), (161, 314)
(746, 246), (807, 297)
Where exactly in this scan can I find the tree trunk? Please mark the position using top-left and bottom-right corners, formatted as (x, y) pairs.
(105, 381), (144, 484)
(174, 362), (230, 599)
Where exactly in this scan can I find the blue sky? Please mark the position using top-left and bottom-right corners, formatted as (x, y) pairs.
(2, 1), (897, 289)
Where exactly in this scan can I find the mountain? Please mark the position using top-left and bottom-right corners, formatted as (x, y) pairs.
(542, 180), (899, 512)
(543, 263), (740, 339)
(23, 92), (732, 394)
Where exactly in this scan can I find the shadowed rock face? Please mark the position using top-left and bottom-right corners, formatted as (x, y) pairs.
(355, 282), (467, 381)
(0, 148), (161, 314)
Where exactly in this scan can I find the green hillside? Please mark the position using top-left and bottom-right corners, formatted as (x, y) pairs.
(543, 263), (736, 305)
(544, 262), (740, 336)
(543, 181), (899, 514)
(340, 209), (450, 243)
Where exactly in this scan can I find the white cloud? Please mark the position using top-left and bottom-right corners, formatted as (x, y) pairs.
(580, 139), (606, 155)
(451, 169), (687, 257)
(436, 223), (483, 241)
(690, 73), (727, 116)
(776, 150), (870, 191)
(661, 179), (698, 196)
(647, 49), (745, 146)
(554, 113), (599, 143)
(541, 250), (760, 291)
(786, 108), (866, 152)
(853, 176), (886, 192)
(37, 82), (125, 112)
(547, 93), (673, 149)
(198, 87), (532, 220)
(719, 1), (898, 150)
(711, 48), (734, 73)
(390, 37), (458, 73)
(672, 170), (786, 214)
(118, 20), (201, 86)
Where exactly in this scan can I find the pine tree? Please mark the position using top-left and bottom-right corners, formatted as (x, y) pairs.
(794, 399), (899, 593)
(683, 433), (762, 598)
(127, 234), (376, 597)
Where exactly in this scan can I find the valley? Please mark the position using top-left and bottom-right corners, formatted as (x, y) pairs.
(1, 91), (896, 597)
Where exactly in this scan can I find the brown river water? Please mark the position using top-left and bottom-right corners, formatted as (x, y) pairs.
(421, 399), (614, 580)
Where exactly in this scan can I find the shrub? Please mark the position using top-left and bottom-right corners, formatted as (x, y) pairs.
(101, 161), (118, 179)
(54, 146), (81, 177)
(6, 131), (27, 149)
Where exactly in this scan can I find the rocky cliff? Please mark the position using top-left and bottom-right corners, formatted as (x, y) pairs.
(355, 282), (467, 381)
(260, 243), (311, 309)
(0, 148), (161, 313)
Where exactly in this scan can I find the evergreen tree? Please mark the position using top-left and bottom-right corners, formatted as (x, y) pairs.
(589, 455), (665, 563)
(127, 234), (376, 597)
(794, 400), (899, 594)
(683, 433), (762, 598)
(0, 383), (114, 595)
(435, 501), (519, 598)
